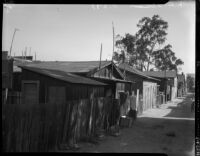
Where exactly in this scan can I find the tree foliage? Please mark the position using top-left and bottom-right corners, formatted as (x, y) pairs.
(152, 44), (184, 71)
(187, 75), (195, 91)
(113, 15), (184, 71)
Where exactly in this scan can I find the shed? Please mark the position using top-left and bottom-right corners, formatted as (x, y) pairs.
(118, 63), (160, 112)
(12, 57), (34, 91)
(143, 70), (178, 101)
(23, 60), (132, 99)
(118, 63), (159, 94)
(19, 66), (107, 104)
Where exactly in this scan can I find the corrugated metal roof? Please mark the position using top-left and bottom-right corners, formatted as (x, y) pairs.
(143, 71), (177, 78)
(22, 60), (111, 73)
(118, 63), (160, 81)
(19, 66), (107, 86)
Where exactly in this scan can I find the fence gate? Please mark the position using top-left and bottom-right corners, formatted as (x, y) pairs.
(143, 82), (157, 112)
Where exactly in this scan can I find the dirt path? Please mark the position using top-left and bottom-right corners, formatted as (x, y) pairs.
(68, 94), (195, 155)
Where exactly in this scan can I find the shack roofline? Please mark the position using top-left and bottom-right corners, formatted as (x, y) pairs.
(21, 60), (124, 79)
(85, 60), (124, 80)
(91, 76), (133, 84)
(18, 65), (108, 86)
(143, 71), (177, 78)
(118, 63), (160, 82)
(125, 70), (160, 82)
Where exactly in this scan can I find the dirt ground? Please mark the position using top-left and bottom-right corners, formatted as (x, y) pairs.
(66, 93), (195, 156)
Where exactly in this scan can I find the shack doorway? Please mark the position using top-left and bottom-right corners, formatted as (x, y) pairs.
(22, 81), (39, 104)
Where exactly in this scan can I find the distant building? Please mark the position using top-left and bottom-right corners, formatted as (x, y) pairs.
(177, 73), (186, 97)
(14, 56), (33, 61)
(143, 70), (178, 102)
(186, 73), (195, 92)
(118, 63), (160, 114)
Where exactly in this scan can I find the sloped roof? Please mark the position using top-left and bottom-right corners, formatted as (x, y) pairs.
(143, 71), (177, 78)
(19, 66), (107, 86)
(92, 76), (133, 83)
(22, 60), (111, 73)
(118, 63), (160, 81)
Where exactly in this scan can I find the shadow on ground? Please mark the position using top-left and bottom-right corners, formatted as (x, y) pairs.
(67, 94), (195, 155)
(164, 94), (195, 119)
(77, 116), (194, 155)
(133, 117), (195, 155)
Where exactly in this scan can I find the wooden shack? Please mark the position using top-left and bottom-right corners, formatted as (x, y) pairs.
(22, 60), (132, 99)
(118, 63), (160, 113)
(143, 71), (178, 102)
(19, 66), (107, 104)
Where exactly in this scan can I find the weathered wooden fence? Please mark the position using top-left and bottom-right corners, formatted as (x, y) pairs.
(119, 94), (165, 116)
(2, 91), (22, 105)
(119, 93), (144, 116)
(2, 97), (119, 152)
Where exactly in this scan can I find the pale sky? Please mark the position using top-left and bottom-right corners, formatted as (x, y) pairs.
(2, 1), (195, 74)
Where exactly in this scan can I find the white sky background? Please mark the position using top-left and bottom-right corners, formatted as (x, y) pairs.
(2, 1), (195, 74)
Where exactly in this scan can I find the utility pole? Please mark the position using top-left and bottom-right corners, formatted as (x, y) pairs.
(111, 21), (115, 79)
(25, 47), (27, 60)
(9, 28), (19, 57)
(29, 47), (31, 56)
(99, 43), (102, 70)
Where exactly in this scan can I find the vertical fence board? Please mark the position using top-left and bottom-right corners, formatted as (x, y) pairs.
(2, 96), (119, 152)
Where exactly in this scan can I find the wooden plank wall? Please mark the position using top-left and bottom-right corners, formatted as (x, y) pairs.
(143, 82), (157, 112)
(2, 97), (119, 152)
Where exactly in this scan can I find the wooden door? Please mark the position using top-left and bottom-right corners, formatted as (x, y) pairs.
(22, 81), (39, 104)
(143, 82), (157, 112)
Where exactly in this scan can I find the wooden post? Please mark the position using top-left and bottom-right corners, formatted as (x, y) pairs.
(136, 89), (139, 111)
(88, 91), (94, 137)
(4, 88), (8, 105)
